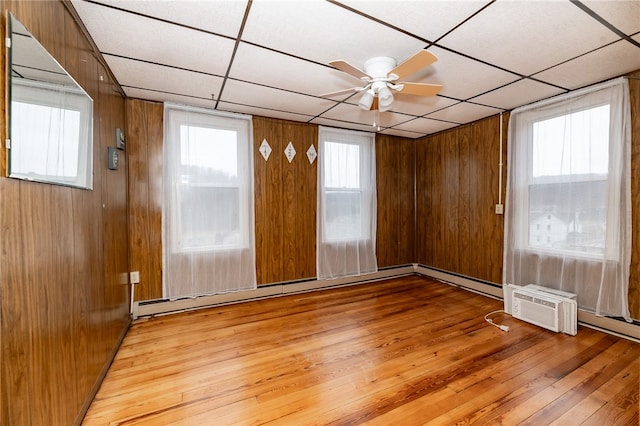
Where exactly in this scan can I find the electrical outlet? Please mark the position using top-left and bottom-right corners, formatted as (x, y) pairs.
(130, 271), (140, 284)
(495, 204), (504, 215)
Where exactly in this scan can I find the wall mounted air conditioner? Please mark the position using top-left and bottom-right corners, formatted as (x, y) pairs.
(503, 283), (578, 336)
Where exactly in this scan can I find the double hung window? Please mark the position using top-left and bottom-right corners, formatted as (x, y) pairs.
(504, 78), (631, 321)
(163, 104), (256, 299)
(317, 126), (377, 279)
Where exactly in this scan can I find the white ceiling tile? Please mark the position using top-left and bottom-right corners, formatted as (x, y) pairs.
(77, 0), (248, 37)
(533, 39), (640, 90)
(581, 0), (640, 36)
(242, 0), (427, 67)
(380, 128), (427, 139)
(217, 102), (314, 123)
(319, 102), (408, 129)
(339, 0), (491, 41)
(221, 79), (337, 116)
(309, 117), (378, 134)
(426, 102), (501, 124)
(124, 87), (219, 110)
(437, 1), (620, 75)
(421, 47), (520, 100)
(104, 55), (224, 99)
(230, 43), (356, 96)
(72, 1), (235, 75)
(392, 117), (459, 135)
(71, 0), (640, 136)
(470, 79), (566, 110)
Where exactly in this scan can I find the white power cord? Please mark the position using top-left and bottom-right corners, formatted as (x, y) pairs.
(485, 310), (510, 332)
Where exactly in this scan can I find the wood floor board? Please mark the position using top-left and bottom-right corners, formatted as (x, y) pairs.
(83, 276), (639, 425)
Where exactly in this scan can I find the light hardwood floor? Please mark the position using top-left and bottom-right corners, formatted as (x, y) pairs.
(83, 276), (639, 425)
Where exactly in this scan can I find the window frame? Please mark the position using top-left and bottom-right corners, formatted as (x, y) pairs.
(319, 130), (374, 243)
(516, 100), (614, 261)
(164, 106), (252, 254)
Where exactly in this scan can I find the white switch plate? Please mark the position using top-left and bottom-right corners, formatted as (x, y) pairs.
(130, 271), (140, 284)
(495, 204), (504, 215)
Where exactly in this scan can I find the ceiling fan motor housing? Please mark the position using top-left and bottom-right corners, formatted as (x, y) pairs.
(363, 57), (397, 78)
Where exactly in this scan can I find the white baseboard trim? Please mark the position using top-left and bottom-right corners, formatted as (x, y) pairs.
(133, 265), (415, 319)
(414, 264), (640, 342)
(414, 264), (503, 299)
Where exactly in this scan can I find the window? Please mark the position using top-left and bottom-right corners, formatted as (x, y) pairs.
(176, 125), (243, 251)
(504, 78), (631, 321)
(163, 103), (256, 299)
(317, 126), (377, 279)
(526, 104), (610, 257)
(322, 141), (367, 241)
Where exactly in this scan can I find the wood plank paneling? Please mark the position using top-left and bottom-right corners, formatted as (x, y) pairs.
(253, 117), (285, 284)
(126, 99), (164, 301)
(0, 1), (130, 424)
(376, 135), (415, 267)
(83, 276), (640, 425)
(416, 115), (505, 284)
(253, 117), (317, 284)
(282, 121), (317, 281)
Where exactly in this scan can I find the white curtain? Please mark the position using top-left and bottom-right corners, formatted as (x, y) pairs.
(163, 103), (256, 299)
(504, 78), (631, 321)
(317, 126), (377, 279)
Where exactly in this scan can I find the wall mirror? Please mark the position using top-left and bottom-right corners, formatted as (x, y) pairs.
(7, 12), (93, 189)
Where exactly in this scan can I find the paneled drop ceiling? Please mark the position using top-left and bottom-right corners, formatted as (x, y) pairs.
(70, 0), (640, 138)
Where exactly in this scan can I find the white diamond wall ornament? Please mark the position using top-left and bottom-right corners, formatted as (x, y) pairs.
(285, 141), (296, 163)
(306, 144), (317, 164)
(259, 138), (272, 161)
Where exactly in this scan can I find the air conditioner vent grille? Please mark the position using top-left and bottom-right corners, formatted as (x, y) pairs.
(503, 283), (577, 336)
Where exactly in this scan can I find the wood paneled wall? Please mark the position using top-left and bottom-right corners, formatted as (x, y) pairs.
(126, 99), (163, 301)
(124, 81), (639, 321)
(376, 134), (415, 267)
(0, 1), (130, 425)
(415, 114), (508, 284)
(253, 117), (317, 284)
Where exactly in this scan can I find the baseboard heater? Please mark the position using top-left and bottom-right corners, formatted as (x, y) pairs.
(503, 283), (578, 336)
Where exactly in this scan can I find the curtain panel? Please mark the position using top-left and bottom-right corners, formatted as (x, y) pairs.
(163, 103), (257, 299)
(504, 78), (631, 321)
(317, 126), (378, 279)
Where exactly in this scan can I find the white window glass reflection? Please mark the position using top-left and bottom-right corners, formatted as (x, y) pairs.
(10, 80), (92, 188)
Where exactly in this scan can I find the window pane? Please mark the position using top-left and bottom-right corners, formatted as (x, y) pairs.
(324, 141), (360, 188)
(532, 105), (609, 178)
(324, 191), (362, 240)
(528, 180), (607, 255)
(180, 125), (238, 184)
(179, 186), (240, 249)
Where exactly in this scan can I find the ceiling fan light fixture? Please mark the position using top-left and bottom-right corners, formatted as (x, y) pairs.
(359, 89), (375, 110)
(378, 86), (394, 107)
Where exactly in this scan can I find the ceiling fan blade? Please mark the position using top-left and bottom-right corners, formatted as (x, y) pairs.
(329, 60), (370, 79)
(320, 87), (361, 97)
(398, 82), (442, 97)
(389, 50), (438, 80)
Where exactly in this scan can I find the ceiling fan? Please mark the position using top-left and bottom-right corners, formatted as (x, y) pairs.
(322, 50), (442, 112)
